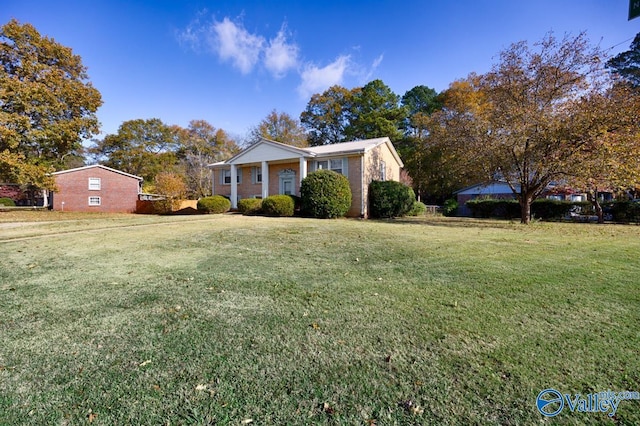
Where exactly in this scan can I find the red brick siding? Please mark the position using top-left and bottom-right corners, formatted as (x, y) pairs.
(53, 168), (140, 213)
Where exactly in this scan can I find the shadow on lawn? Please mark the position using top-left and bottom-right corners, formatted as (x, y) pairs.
(374, 216), (526, 230)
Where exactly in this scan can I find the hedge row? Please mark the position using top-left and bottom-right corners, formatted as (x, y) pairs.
(465, 199), (574, 220)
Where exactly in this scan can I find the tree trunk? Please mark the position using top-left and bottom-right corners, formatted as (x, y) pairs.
(520, 195), (532, 224)
(588, 187), (604, 224)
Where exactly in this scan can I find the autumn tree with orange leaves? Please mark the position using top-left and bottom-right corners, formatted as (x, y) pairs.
(429, 32), (640, 223)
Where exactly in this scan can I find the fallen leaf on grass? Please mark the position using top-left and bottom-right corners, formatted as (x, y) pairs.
(139, 360), (151, 367)
(241, 419), (253, 424)
(87, 411), (97, 423)
(311, 323), (320, 330)
(195, 384), (208, 391)
(322, 402), (335, 415)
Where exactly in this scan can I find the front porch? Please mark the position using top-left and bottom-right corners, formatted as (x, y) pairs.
(213, 158), (309, 208)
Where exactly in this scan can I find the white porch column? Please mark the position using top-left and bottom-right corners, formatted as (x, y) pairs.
(261, 161), (269, 199)
(230, 164), (238, 208)
(299, 156), (308, 183)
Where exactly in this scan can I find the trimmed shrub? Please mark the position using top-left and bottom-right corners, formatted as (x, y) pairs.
(368, 180), (415, 218)
(466, 198), (520, 219)
(609, 200), (640, 223)
(407, 201), (427, 216)
(530, 199), (573, 220)
(237, 198), (263, 215)
(0, 197), (16, 207)
(197, 195), (231, 214)
(442, 199), (458, 217)
(261, 195), (294, 217)
(301, 170), (352, 219)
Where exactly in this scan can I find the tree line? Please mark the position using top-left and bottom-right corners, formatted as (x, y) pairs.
(2, 18), (639, 223)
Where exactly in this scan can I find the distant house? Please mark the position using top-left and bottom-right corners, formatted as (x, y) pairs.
(208, 137), (404, 218)
(51, 165), (142, 213)
(455, 181), (588, 216)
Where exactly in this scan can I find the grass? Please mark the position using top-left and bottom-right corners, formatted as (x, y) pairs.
(0, 211), (639, 425)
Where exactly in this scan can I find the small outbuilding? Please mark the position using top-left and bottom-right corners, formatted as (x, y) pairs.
(51, 165), (142, 213)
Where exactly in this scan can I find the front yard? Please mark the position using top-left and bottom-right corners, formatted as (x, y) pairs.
(0, 213), (638, 424)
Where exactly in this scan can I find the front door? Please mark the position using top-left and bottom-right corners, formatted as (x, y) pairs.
(278, 169), (296, 195)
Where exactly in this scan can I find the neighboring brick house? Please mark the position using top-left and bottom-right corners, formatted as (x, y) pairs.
(208, 137), (404, 218)
(51, 165), (142, 213)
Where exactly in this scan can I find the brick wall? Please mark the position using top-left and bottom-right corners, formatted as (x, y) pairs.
(53, 167), (141, 213)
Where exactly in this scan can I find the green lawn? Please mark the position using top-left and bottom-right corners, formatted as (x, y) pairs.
(1, 212), (638, 424)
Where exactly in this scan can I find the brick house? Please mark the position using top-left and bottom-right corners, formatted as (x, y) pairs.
(208, 137), (404, 218)
(51, 165), (142, 213)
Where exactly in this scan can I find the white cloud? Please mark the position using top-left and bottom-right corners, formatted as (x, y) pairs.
(297, 55), (350, 98)
(211, 17), (264, 74)
(372, 54), (384, 70)
(264, 26), (299, 78)
(362, 54), (384, 81)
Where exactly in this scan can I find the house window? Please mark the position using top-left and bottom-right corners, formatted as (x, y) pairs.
(88, 177), (101, 190)
(88, 196), (101, 206)
(221, 169), (242, 185)
(380, 161), (386, 181)
(315, 158), (347, 176)
(252, 166), (262, 184)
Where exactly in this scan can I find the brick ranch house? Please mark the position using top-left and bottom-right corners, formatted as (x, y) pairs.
(51, 165), (142, 213)
(208, 137), (404, 218)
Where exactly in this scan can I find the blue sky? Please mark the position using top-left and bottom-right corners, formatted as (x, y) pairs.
(3, 1), (639, 142)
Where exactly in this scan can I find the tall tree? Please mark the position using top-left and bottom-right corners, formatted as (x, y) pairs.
(176, 120), (240, 197)
(345, 79), (407, 142)
(606, 32), (640, 89)
(90, 118), (179, 183)
(248, 110), (308, 147)
(0, 19), (102, 189)
(300, 85), (353, 146)
(431, 32), (631, 224)
(397, 85), (447, 201)
(401, 85), (441, 128)
(568, 84), (640, 222)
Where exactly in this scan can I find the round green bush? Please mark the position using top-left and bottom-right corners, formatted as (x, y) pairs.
(237, 198), (263, 215)
(407, 201), (427, 216)
(301, 170), (352, 218)
(261, 195), (294, 217)
(197, 195), (231, 214)
(368, 180), (415, 218)
(0, 197), (16, 207)
(442, 198), (458, 217)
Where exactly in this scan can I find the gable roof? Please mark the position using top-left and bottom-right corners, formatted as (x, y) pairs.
(52, 164), (143, 181)
(210, 137), (403, 167)
(222, 138), (309, 165)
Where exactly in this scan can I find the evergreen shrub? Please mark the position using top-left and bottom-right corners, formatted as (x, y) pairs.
(197, 195), (231, 214)
(407, 201), (427, 216)
(0, 197), (16, 207)
(300, 170), (352, 219)
(368, 180), (415, 218)
(261, 195), (294, 217)
(442, 199), (458, 217)
(237, 198), (263, 215)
